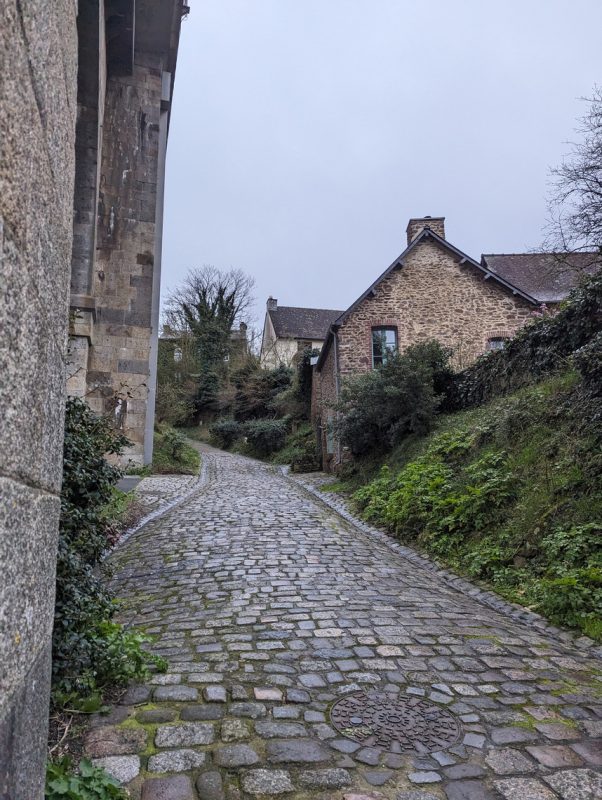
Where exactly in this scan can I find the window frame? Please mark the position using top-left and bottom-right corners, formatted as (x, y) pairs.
(486, 336), (507, 352)
(371, 326), (398, 368)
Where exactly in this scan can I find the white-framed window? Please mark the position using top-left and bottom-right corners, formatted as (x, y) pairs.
(372, 326), (398, 367)
(486, 337), (507, 352)
(174, 346), (183, 362)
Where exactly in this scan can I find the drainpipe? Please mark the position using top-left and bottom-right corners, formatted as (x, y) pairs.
(144, 70), (170, 465)
(333, 328), (342, 466)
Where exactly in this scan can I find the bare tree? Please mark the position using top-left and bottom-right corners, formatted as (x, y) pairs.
(165, 265), (255, 333)
(162, 266), (255, 416)
(544, 87), (602, 267)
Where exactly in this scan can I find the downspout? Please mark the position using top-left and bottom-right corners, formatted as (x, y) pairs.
(333, 328), (342, 466)
(144, 70), (170, 465)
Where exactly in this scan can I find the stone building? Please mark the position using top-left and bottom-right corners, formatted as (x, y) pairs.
(260, 297), (343, 367)
(67, 0), (184, 465)
(312, 216), (587, 470)
(0, 2), (183, 796)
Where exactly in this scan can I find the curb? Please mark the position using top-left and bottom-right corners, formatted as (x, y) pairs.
(107, 453), (212, 556)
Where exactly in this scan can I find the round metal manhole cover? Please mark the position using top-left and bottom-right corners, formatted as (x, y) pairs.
(330, 691), (462, 753)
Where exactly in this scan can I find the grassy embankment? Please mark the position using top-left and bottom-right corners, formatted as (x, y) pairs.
(327, 369), (602, 640)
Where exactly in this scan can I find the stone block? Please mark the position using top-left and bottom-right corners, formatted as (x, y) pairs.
(266, 738), (330, 763)
(241, 770), (294, 795)
(85, 725), (147, 757)
(155, 723), (214, 748)
(141, 775), (196, 800)
(0, 480), (60, 712)
(91, 755), (140, 784)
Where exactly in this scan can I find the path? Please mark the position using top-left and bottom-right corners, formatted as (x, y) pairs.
(86, 447), (602, 800)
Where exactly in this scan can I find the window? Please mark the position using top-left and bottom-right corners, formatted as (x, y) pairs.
(486, 337), (507, 352)
(326, 413), (335, 455)
(372, 327), (398, 367)
(174, 346), (182, 363)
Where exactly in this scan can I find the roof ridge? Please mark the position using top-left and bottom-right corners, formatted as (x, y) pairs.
(271, 305), (345, 313)
(483, 251), (600, 257)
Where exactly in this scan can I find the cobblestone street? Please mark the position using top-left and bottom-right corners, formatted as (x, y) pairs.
(86, 447), (602, 800)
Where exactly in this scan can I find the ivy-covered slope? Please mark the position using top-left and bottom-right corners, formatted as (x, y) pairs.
(352, 370), (602, 639)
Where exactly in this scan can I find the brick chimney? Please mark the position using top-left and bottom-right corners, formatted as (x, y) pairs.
(406, 216), (445, 245)
(267, 297), (278, 312)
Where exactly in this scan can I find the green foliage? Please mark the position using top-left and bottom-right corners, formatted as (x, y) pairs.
(271, 423), (321, 472)
(352, 373), (602, 638)
(531, 569), (602, 630)
(209, 419), (243, 448)
(54, 399), (165, 698)
(152, 426), (200, 475)
(90, 621), (167, 687)
(155, 337), (197, 427)
(54, 399), (126, 692)
(233, 364), (293, 421)
(46, 758), (126, 800)
(335, 340), (454, 456)
(451, 271), (602, 408)
(244, 418), (290, 456)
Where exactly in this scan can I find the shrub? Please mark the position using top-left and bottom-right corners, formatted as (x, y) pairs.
(244, 418), (289, 456)
(152, 426), (200, 474)
(54, 399), (163, 697)
(162, 427), (185, 460)
(46, 757), (126, 800)
(531, 569), (602, 630)
(335, 340), (453, 455)
(233, 364), (293, 421)
(210, 418), (243, 449)
(270, 423), (321, 471)
(451, 271), (602, 409)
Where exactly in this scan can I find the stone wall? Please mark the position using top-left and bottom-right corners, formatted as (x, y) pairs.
(67, 1), (181, 466)
(0, 2), (78, 797)
(312, 338), (338, 469)
(82, 58), (164, 463)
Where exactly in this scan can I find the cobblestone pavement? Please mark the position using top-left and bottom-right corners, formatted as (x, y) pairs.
(86, 447), (602, 800)
(133, 473), (201, 517)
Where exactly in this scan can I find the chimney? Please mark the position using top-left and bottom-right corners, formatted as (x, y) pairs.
(267, 297), (278, 312)
(406, 216), (445, 246)
(239, 321), (247, 333)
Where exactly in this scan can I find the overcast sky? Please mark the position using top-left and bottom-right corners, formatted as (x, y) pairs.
(162, 0), (602, 328)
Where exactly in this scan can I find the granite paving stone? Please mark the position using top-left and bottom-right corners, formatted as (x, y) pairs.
(241, 769), (295, 795)
(141, 775), (196, 800)
(214, 744), (260, 767)
(148, 749), (207, 772)
(494, 777), (558, 800)
(90, 755), (140, 784)
(543, 768), (602, 799)
(84, 447), (602, 796)
(195, 771), (224, 800)
(155, 723), (215, 748)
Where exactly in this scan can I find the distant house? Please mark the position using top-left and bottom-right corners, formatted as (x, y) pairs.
(312, 215), (597, 471)
(159, 322), (249, 366)
(260, 298), (343, 367)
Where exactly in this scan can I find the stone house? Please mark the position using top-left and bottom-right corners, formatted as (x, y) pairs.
(260, 297), (343, 367)
(312, 216), (588, 470)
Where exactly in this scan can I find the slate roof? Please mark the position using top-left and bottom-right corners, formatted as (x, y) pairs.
(269, 306), (344, 340)
(481, 252), (600, 304)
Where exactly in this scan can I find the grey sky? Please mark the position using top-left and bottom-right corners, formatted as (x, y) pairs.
(162, 0), (602, 328)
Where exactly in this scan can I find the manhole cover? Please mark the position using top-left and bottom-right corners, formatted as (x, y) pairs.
(330, 691), (462, 753)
